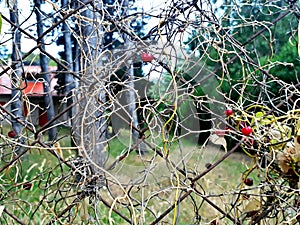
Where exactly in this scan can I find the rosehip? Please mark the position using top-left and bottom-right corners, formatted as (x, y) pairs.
(244, 177), (253, 186)
(242, 126), (252, 136)
(297, 136), (300, 144)
(225, 109), (233, 117)
(8, 130), (16, 138)
(141, 53), (154, 62)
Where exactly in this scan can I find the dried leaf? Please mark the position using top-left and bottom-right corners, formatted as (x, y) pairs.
(278, 153), (292, 173)
(210, 134), (227, 152)
(295, 137), (300, 157)
(80, 198), (89, 221)
(244, 198), (261, 212)
(53, 142), (63, 159)
(277, 146), (297, 173)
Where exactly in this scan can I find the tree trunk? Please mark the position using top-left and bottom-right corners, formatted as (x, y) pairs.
(9, 0), (23, 137)
(61, 0), (74, 125)
(34, 0), (57, 141)
(73, 0), (107, 180)
(123, 0), (143, 153)
(61, 0), (76, 148)
(126, 63), (144, 153)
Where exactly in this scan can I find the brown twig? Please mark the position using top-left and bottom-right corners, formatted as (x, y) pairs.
(45, 192), (86, 225)
(149, 140), (243, 225)
(100, 197), (132, 224)
(3, 208), (26, 225)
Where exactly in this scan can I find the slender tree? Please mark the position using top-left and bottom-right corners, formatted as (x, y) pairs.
(102, 0), (146, 153)
(73, 0), (107, 178)
(126, 60), (140, 149)
(9, 0), (23, 138)
(123, 0), (143, 153)
(61, 0), (75, 125)
(34, 0), (57, 141)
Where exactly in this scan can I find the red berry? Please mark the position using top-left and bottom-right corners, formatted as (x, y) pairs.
(242, 126), (252, 136)
(244, 177), (253, 186)
(141, 53), (154, 62)
(225, 109), (233, 117)
(297, 214), (300, 221)
(23, 182), (32, 190)
(8, 130), (16, 138)
(297, 136), (300, 144)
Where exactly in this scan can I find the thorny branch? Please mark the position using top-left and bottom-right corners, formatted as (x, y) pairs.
(0, 0), (300, 224)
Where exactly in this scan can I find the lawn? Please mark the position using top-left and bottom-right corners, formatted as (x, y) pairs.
(0, 126), (254, 224)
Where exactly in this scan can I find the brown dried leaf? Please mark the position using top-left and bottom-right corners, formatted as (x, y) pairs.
(278, 150), (293, 174)
(294, 137), (300, 160)
(80, 198), (89, 221)
(277, 146), (298, 173)
(244, 198), (261, 213)
(209, 134), (227, 152)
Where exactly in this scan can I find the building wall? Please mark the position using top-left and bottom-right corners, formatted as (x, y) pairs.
(0, 66), (69, 128)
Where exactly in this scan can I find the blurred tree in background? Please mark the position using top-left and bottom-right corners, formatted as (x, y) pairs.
(0, 0), (300, 224)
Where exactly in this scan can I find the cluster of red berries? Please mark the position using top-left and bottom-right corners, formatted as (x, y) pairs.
(225, 108), (253, 136)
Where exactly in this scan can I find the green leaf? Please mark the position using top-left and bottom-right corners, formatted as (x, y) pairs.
(296, 119), (300, 135)
(255, 112), (264, 118)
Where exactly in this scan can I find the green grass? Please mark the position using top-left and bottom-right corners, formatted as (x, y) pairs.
(0, 126), (255, 224)
(0, 125), (130, 224)
(0, 126), (77, 224)
(106, 131), (254, 224)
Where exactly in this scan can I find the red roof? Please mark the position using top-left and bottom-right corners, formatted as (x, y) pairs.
(0, 66), (59, 96)
(22, 81), (44, 96)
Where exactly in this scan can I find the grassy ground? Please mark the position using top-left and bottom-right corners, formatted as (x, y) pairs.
(0, 126), (255, 224)
(104, 134), (254, 224)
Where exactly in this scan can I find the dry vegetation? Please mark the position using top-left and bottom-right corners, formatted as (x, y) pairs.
(0, 0), (300, 224)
